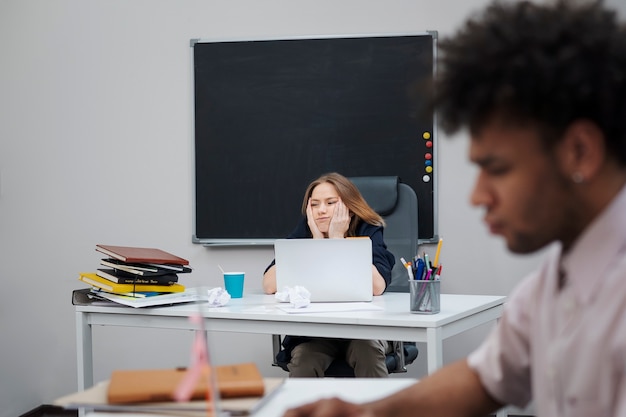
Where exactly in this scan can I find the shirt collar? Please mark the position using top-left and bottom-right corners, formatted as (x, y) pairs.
(560, 184), (626, 303)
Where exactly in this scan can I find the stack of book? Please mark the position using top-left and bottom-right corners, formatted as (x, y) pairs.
(79, 244), (192, 301)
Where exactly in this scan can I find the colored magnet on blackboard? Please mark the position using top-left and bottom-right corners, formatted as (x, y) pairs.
(423, 132), (431, 140)
(425, 153), (432, 160)
(422, 175), (431, 182)
(425, 166), (433, 173)
(426, 141), (433, 148)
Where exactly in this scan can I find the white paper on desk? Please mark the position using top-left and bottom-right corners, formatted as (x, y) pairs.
(275, 302), (383, 314)
(253, 379), (416, 417)
(94, 289), (204, 308)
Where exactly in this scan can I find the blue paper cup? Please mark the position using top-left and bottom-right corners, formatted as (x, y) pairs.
(223, 272), (245, 298)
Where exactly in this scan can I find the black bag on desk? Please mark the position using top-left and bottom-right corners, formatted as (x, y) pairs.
(71, 288), (117, 306)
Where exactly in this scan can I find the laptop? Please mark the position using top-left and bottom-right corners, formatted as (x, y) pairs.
(274, 238), (373, 302)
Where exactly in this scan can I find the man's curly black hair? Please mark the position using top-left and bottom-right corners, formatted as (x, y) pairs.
(435, 0), (626, 164)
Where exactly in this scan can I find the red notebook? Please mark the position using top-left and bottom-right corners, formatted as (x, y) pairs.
(96, 244), (189, 265)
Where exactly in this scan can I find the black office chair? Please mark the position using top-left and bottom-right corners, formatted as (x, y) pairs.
(271, 176), (419, 376)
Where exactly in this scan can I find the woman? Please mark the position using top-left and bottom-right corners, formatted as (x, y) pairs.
(263, 172), (395, 377)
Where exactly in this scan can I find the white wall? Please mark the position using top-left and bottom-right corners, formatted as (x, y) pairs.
(2, 1), (624, 416)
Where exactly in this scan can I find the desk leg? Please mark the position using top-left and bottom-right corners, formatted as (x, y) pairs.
(76, 311), (93, 390)
(426, 327), (443, 374)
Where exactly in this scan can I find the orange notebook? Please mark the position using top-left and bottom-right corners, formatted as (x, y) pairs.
(107, 363), (265, 404)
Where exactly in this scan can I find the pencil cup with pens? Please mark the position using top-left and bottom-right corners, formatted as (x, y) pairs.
(402, 238), (443, 314)
(409, 279), (440, 314)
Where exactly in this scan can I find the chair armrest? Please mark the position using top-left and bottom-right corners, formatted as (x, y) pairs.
(272, 334), (282, 366)
(390, 340), (406, 372)
(388, 341), (419, 373)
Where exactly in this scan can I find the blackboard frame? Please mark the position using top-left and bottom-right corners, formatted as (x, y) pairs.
(191, 32), (438, 245)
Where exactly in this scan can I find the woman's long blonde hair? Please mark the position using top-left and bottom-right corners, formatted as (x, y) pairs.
(301, 172), (385, 237)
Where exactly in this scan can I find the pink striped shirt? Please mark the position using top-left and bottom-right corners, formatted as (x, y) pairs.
(468, 185), (626, 417)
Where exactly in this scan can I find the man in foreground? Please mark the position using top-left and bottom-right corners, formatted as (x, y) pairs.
(283, 0), (626, 416)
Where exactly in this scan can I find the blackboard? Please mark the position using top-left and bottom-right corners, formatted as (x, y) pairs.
(192, 33), (438, 244)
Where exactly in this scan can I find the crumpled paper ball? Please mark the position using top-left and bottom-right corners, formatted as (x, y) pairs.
(207, 287), (231, 306)
(275, 285), (311, 308)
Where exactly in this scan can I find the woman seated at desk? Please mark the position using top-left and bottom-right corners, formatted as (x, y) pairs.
(263, 172), (395, 377)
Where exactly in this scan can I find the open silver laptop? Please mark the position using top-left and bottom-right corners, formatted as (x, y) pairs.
(274, 238), (373, 302)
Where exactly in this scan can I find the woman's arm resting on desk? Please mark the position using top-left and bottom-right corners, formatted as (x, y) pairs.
(372, 265), (386, 296)
(263, 265), (277, 294)
(282, 359), (502, 417)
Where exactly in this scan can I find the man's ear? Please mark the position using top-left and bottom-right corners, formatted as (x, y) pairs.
(558, 119), (605, 183)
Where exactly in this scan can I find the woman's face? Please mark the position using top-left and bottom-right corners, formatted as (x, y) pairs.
(309, 182), (340, 234)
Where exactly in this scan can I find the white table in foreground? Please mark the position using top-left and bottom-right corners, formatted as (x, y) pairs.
(76, 292), (505, 390)
(80, 379), (418, 417)
(251, 378), (417, 417)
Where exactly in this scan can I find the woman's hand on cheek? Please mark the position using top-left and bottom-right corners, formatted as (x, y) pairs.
(306, 198), (325, 239)
(328, 200), (350, 239)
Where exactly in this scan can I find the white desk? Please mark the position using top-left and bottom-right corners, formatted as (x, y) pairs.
(80, 379), (417, 417)
(76, 292), (505, 391)
(252, 378), (416, 417)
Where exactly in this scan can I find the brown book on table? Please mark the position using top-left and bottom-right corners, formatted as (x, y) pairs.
(96, 244), (190, 265)
(107, 362), (265, 404)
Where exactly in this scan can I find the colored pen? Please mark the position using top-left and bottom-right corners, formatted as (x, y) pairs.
(416, 258), (425, 280)
(434, 264), (443, 280)
(400, 258), (414, 280)
(424, 269), (432, 280)
(412, 255), (420, 276)
(424, 253), (431, 270)
(433, 238), (443, 267)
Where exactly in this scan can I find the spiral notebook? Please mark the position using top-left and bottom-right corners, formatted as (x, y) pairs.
(274, 238), (373, 302)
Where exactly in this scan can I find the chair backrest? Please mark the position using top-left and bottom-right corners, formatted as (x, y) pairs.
(349, 176), (419, 292)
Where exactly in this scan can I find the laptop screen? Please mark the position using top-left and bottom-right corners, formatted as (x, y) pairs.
(274, 238), (373, 302)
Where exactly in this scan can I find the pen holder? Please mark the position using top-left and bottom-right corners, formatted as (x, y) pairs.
(409, 280), (440, 314)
